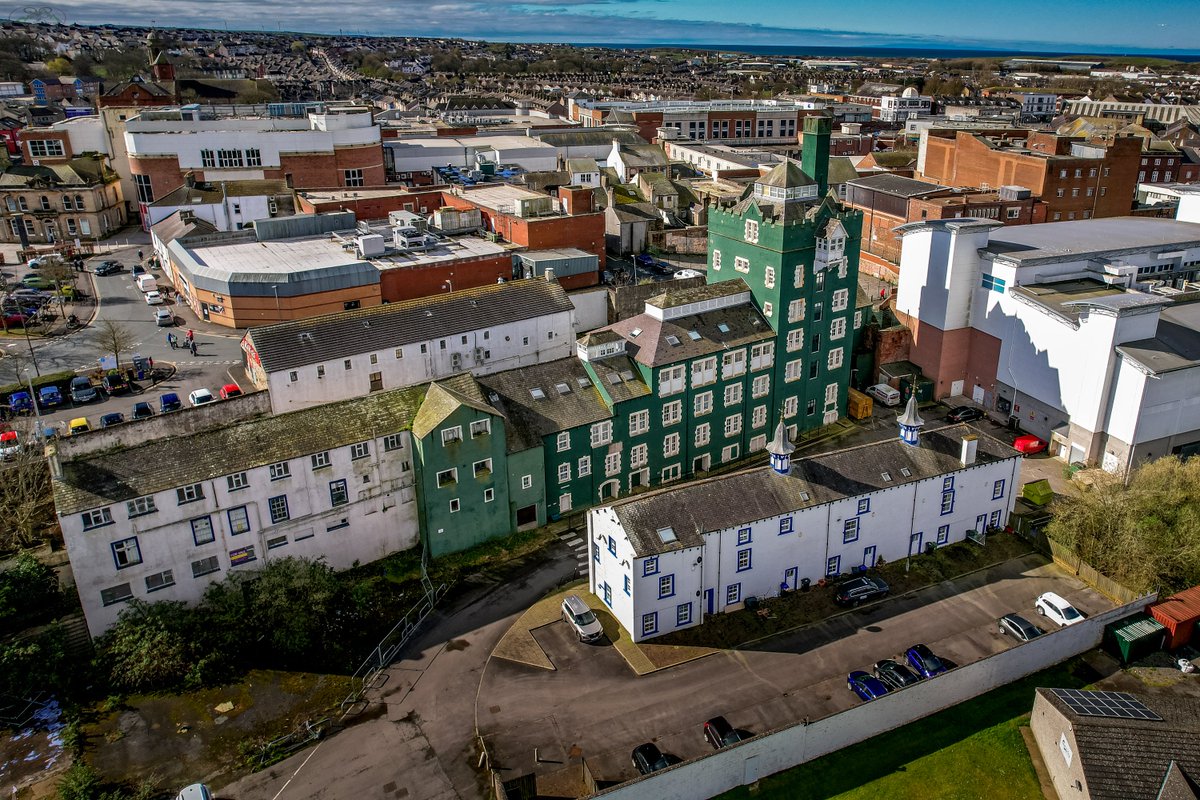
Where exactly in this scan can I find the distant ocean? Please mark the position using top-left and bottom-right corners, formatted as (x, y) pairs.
(571, 41), (1200, 62)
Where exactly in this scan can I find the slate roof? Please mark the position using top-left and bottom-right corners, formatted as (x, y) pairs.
(618, 143), (669, 168)
(846, 173), (943, 198)
(610, 423), (1018, 556)
(246, 279), (573, 374)
(54, 385), (427, 515)
(758, 160), (815, 188)
(150, 179), (291, 207)
(477, 358), (612, 453)
(149, 210), (217, 244)
(1038, 689), (1200, 800)
(585, 355), (651, 404)
(410, 374), (494, 440)
(536, 130), (644, 148)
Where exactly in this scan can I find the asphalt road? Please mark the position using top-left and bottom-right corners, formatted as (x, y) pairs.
(476, 554), (1113, 786)
(2, 247), (247, 431)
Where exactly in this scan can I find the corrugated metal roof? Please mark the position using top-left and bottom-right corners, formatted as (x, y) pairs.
(1150, 585), (1200, 625)
(1107, 613), (1165, 641)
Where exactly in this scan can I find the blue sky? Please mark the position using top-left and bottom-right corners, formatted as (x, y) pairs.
(53, 0), (1199, 53)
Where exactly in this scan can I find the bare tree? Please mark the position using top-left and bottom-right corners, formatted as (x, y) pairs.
(0, 437), (54, 550)
(39, 258), (76, 319)
(95, 320), (137, 369)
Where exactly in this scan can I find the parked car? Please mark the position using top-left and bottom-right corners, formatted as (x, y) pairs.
(93, 260), (124, 276)
(674, 268), (704, 280)
(219, 383), (243, 400)
(21, 274), (50, 289)
(2, 313), (33, 327)
(188, 388), (215, 407)
(7, 290), (50, 307)
(1035, 592), (1084, 627)
(561, 594), (604, 642)
(1013, 434), (1048, 454)
(155, 307), (175, 327)
(0, 430), (20, 460)
(905, 644), (948, 678)
(101, 372), (130, 395)
(131, 264), (146, 277)
(174, 785), (213, 800)
(631, 743), (681, 776)
(999, 613), (1045, 642)
(132, 401), (154, 420)
(100, 412), (125, 428)
(8, 390), (33, 414)
(144, 290), (164, 305)
(37, 386), (63, 408)
(159, 392), (182, 413)
(848, 670), (890, 701)
(946, 406), (983, 423)
(68, 416), (90, 435)
(873, 659), (922, 690)
(69, 376), (99, 404)
(833, 576), (889, 607)
(865, 383), (901, 406)
(703, 716), (749, 749)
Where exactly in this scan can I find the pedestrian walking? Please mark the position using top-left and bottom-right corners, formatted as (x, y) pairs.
(166, 332), (176, 349)
(137, 249), (144, 262)
(186, 329), (194, 344)
(189, 339), (197, 356)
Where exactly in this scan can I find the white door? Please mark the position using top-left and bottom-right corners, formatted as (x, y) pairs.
(1069, 444), (1086, 465)
(950, 380), (965, 397)
(972, 384), (985, 404)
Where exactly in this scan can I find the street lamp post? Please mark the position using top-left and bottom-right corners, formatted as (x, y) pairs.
(271, 285), (281, 321)
(24, 369), (43, 436)
(22, 321), (40, 377)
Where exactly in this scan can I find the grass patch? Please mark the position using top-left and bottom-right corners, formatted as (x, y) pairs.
(654, 533), (1034, 650)
(717, 657), (1101, 800)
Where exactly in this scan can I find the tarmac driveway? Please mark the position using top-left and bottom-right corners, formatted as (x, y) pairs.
(477, 554), (1113, 785)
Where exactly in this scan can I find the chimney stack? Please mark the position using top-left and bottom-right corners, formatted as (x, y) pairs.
(960, 435), (979, 467)
(184, 170), (196, 189)
(544, 268), (557, 283)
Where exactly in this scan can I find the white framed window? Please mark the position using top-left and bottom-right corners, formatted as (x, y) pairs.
(177, 483), (204, 505)
(630, 443), (648, 468)
(557, 431), (570, 452)
(521, 474), (533, 490)
(763, 301), (773, 318)
(694, 391), (713, 416)
(663, 432), (680, 457)
(752, 405), (767, 428)
(831, 288), (849, 312)
(695, 423), (711, 446)
(854, 310), (863, 329)
(786, 329), (804, 352)
(383, 434), (403, 451)
(724, 383), (743, 406)
(269, 461), (291, 480)
(558, 462), (571, 483)
(827, 347), (844, 370)
(449, 498), (460, 513)
(752, 374), (770, 398)
(578, 456), (591, 476)
(764, 266), (775, 288)
(750, 434), (767, 451)
(127, 496), (156, 517)
(471, 419), (491, 437)
(793, 265), (805, 289)
(591, 421), (613, 447)
(750, 342), (774, 370)
(604, 451), (621, 476)
(557, 492), (570, 512)
(82, 508), (113, 530)
(785, 359), (803, 382)
(662, 400), (683, 426)
(350, 442), (370, 460)
(311, 451), (332, 469)
(661, 463), (682, 482)
(784, 396), (798, 418)
(734, 256), (750, 273)
(744, 219), (759, 243)
(629, 409), (650, 436)
(824, 383), (838, 405)
(722, 349), (746, 379)
(724, 413), (743, 437)
(722, 444), (740, 463)
(788, 298), (806, 323)
(659, 364), (686, 396)
(712, 249), (722, 271)
(441, 426), (462, 446)
(437, 468), (458, 487)
(473, 458), (492, 477)
(691, 356), (717, 387)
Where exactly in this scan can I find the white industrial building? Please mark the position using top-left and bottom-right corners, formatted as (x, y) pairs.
(894, 214), (1200, 474)
(588, 416), (1021, 642)
(54, 388), (424, 636)
(242, 277), (578, 413)
(880, 89), (932, 123)
(385, 134), (560, 175)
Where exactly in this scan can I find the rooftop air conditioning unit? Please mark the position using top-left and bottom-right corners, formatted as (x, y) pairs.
(357, 234), (386, 258)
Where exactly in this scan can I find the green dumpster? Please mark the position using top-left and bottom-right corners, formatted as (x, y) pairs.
(1022, 479), (1054, 507)
(1102, 613), (1166, 664)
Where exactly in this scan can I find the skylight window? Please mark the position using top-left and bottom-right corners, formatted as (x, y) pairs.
(687, 330), (702, 341)
(555, 382), (572, 395)
(717, 323), (731, 333)
(630, 327), (643, 338)
(529, 388), (546, 400)
(900, 467), (912, 478)
(656, 527), (678, 544)
(576, 376), (591, 389)
(666, 335), (681, 346)
(620, 369), (635, 381)
(608, 373), (624, 385)
(881, 472), (893, 482)
(799, 491), (810, 501)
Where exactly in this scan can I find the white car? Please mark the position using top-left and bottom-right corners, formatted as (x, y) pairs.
(188, 388), (215, 407)
(175, 785), (213, 800)
(155, 308), (174, 327)
(1035, 592), (1085, 627)
(144, 290), (164, 305)
(561, 594), (604, 642)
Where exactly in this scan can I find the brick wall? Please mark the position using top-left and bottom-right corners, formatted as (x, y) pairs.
(296, 187), (445, 219)
(21, 130), (72, 162)
(377, 252), (513, 302)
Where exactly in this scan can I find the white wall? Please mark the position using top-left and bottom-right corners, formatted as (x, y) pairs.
(583, 595), (1153, 800)
(147, 195), (274, 231)
(62, 432), (418, 636)
(260, 310), (576, 413)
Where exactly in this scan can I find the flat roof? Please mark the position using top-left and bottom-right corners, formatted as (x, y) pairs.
(458, 183), (557, 213)
(1010, 279), (1158, 324)
(983, 217), (1200, 265)
(386, 134), (554, 152)
(1118, 300), (1200, 375)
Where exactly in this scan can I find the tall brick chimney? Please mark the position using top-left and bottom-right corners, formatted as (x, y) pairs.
(801, 115), (832, 196)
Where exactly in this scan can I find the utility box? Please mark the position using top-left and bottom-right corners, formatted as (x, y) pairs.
(1022, 479), (1054, 507)
(847, 387), (873, 420)
(1103, 613), (1166, 663)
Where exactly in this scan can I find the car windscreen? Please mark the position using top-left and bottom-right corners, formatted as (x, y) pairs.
(1062, 605), (1082, 619)
(574, 610), (597, 626)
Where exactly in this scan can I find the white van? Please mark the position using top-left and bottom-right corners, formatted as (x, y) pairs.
(866, 383), (901, 407)
(135, 274), (158, 293)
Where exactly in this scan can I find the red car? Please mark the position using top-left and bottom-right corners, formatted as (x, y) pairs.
(1013, 434), (1048, 454)
(219, 383), (243, 400)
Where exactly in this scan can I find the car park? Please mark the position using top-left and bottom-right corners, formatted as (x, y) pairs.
(101, 373), (130, 396)
(93, 260), (124, 276)
(144, 290), (164, 305)
(69, 376), (99, 404)
(219, 383), (243, 399)
(848, 670), (890, 701)
(631, 743), (681, 776)
(8, 391), (33, 414)
(68, 417), (90, 435)
(946, 406), (983, 423)
(188, 388), (215, 407)
(1013, 434), (1047, 454)
(905, 644), (948, 678)
(132, 402), (154, 420)
(37, 386), (63, 409)
(561, 594), (604, 642)
(100, 412), (125, 428)
(998, 613), (1044, 642)
(159, 392), (182, 413)
(833, 575), (889, 607)
(873, 659), (922, 690)
(865, 383), (901, 406)
(1035, 592), (1084, 627)
(155, 308), (175, 326)
(703, 716), (749, 749)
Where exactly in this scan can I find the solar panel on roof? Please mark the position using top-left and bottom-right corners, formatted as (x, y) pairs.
(1052, 689), (1163, 721)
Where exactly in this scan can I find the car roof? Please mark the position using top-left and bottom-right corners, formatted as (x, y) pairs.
(562, 594), (589, 613)
(70, 376), (91, 384)
(161, 392), (179, 399)
(101, 412), (122, 421)
(1039, 591), (1069, 605)
(69, 416), (87, 425)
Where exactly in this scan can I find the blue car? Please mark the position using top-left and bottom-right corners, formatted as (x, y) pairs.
(159, 392), (182, 413)
(905, 644), (948, 678)
(38, 386), (63, 408)
(848, 670), (890, 701)
(8, 391), (33, 414)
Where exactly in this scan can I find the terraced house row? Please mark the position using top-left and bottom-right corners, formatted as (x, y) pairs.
(55, 117), (870, 635)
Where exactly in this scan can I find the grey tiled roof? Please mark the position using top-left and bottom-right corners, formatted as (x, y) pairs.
(846, 173), (944, 197)
(411, 373), (494, 440)
(584, 354), (650, 405)
(478, 358), (612, 452)
(246, 279), (573, 374)
(53, 385), (427, 515)
(610, 424), (1018, 556)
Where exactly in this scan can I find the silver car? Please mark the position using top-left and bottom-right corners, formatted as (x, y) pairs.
(561, 594), (604, 642)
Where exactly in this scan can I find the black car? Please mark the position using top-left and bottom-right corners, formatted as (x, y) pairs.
(131, 264), (146, 277)
(131, 401), (154, 420)
(631, 743), (681, 776)
(873, 659), (922, 690)
(833, 576), (890, 607)
(703, 716), (749, 749)
(101, 373), (130, 395)
(998, 613), (1045, 643)
(93, 260), (124, 276)
(99, 412), (125, 428)
(947, 406), (984, 423)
